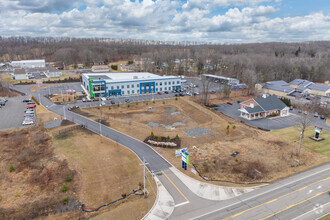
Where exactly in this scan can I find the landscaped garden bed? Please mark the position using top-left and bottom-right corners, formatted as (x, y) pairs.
(144, 134), (181, 148)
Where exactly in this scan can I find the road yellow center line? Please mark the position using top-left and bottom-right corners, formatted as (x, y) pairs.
(224, 176), (330, 220)
(161, 170), (189, 202)
(260, 190), (330, 220)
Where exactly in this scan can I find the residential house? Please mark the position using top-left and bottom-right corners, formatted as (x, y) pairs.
(239, 95), (289, 120)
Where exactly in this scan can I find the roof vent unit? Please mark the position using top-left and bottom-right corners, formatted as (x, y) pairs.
(133, 76), (138, 79)
(262, 94), (268, 98)
(250, 102), (254, 108)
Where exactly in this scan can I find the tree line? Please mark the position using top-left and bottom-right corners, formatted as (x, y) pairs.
(1, 37), (329, 85)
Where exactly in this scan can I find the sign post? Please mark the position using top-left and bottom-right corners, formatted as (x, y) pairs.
(315, 126), (322, 139)
(181, 150), (189, 171)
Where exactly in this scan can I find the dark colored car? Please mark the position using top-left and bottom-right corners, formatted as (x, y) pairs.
(164, 91), (169, 94)
(23, 99), (32, 103)
(320, 115), (325, 120)
(111, 100), (115, 104)
(175, 94), (179, 97)
(179, 93), (184, 96)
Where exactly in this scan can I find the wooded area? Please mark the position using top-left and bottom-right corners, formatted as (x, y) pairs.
(1, 37), (329, 86)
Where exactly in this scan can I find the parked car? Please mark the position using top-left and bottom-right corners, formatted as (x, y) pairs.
(227, 102), (233, 105)
(22, 118), (34, 125)
(27, 101), (35, 105)
(0, 101), (5, 106)
(314, 112), (319, 117)
(157, 92), (162, 95)
(111, 100), (115, 104)
(0, 98), (8, 102)
(82, 98), (86, 102)
(164, 91), (169, 94)
(25, 110), (34, 114)
(175, 94), (179, 97)
(179, 93), (185, 97)
(81, 90), (86, 95)
(320, 115), (325, 120)
(290, 106), (293, 110)
(26, 104), (36, 108)
(23, 98), (32, 103)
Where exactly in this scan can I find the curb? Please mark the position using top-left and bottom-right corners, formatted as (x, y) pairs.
(141, 176), (160, 220)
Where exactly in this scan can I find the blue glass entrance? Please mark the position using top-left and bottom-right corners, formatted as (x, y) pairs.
(140, 82), (155, 94)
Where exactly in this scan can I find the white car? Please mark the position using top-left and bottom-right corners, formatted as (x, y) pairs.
(22, 119), (34, 125)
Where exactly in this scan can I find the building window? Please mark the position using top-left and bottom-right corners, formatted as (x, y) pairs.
(137, 90), (139, 93)
(169, 87), (171, 90)
(111, 86), (114, 90)
(160, 82), (162, 86)
(132, 90), (134, 94)
(156, 88), (158, 91)
(177, 81), (179, 84)
(165, 87), (167, 90)
(127, 85), (130, 88)
(122, 91), (125, 95)
(122, 85), (124, 89)
(165, 82), (167, 85)
(132, 84), (134, 88)
(160, 88), (162, 91)
(173, 81), (175, 85)
(156, 83), (158, 86)
(127, 91), (130, 94)
(137, 84), (139, 87)
(117, 86), (119, 89)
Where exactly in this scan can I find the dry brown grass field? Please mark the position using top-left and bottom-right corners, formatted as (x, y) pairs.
(74, 97), (328, 185)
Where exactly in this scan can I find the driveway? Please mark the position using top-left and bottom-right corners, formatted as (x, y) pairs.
(216, 102), (330, 131)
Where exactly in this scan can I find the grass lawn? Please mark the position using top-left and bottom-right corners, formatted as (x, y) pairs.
(271, 126), (330, 158)
(327, 118), (330, 126)
(51, 128), (156, 219)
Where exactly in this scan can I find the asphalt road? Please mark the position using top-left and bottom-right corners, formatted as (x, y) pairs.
(11, 83), (330, 220)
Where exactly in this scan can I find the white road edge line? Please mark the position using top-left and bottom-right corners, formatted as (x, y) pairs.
(292, 201), (330, 220)
(174, 201), (190, 208)
(191, 166), (330, 220)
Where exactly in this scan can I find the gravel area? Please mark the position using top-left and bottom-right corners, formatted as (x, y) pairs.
(147, 122), (159, 127)
(184, 128), (213, 137)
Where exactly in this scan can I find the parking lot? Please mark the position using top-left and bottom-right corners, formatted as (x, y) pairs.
(217, 102), (330, 131)
(0, 96), (34, 131)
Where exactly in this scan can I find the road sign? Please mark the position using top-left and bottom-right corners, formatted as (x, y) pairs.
(181, 150), (189, 164)
(315, 126), (322, 134)
(175, 147), (187, 157)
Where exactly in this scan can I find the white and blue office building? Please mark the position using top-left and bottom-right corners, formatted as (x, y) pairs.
(82, 72), (182, 98)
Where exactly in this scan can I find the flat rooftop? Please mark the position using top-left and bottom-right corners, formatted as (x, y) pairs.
(83, 72), (179, 82)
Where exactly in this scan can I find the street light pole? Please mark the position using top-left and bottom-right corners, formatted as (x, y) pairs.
(63, 106), (66, 120)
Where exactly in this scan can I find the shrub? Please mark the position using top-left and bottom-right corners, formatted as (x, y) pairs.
(56, 98), (59, 101)
(235, 158), (238, 162)
(63, 98), (65, 102)
(153, 100), (155, 104)
(227, 125), (230, 129)
(150, 132), (155, 137)
(68, 98), (71, 102)
(117, 104), (120, 107)
(97, 106), (100, 109)
(157, 136), (162, 141)
(62, 196), (68, 204)
(31, 96), (40, 105)
(175, 97), (178, 101)
(145, 102), (148, 105)
(61, 183), (69, 192)
(226, 129), (230, 135)
(166, 136), (171, 142)
(127, 104), (130, 108)
(65, 173), (72, 182)
(232, 125), (236, 129)
(136, 102), (138, 105)
(108, 106), (111, 110)
(111, 65), (118, 70)
(175, 134), (179, 139)
(163, 101), (165, 104)
(9, 165), (15, 172)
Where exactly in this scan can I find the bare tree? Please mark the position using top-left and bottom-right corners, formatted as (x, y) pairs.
(200, 76), (212, 105)
(296, 104), (315, 156)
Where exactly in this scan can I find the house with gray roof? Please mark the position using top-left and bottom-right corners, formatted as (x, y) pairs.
(239, 95), (289, 120)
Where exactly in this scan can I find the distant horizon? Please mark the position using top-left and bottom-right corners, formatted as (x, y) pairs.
(1, 0), (329, 43)
(1, 35), (330, 46)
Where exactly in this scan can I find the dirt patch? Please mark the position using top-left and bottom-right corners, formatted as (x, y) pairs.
(75, 97), (328, 185)
(0, 127), (79, 219)
(30, 85), (59, 93)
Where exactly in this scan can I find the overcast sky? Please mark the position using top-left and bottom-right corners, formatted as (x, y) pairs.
(1, 0), (329, 43)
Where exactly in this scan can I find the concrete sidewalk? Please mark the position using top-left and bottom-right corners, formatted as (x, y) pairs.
(143, 176), (175, 220)
(170, 167), (265, 200)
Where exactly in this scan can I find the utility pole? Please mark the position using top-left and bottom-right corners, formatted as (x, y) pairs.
(38, 93), (41, 105)
(139, 158), (149, 197)
(63, 106), (66, 120)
